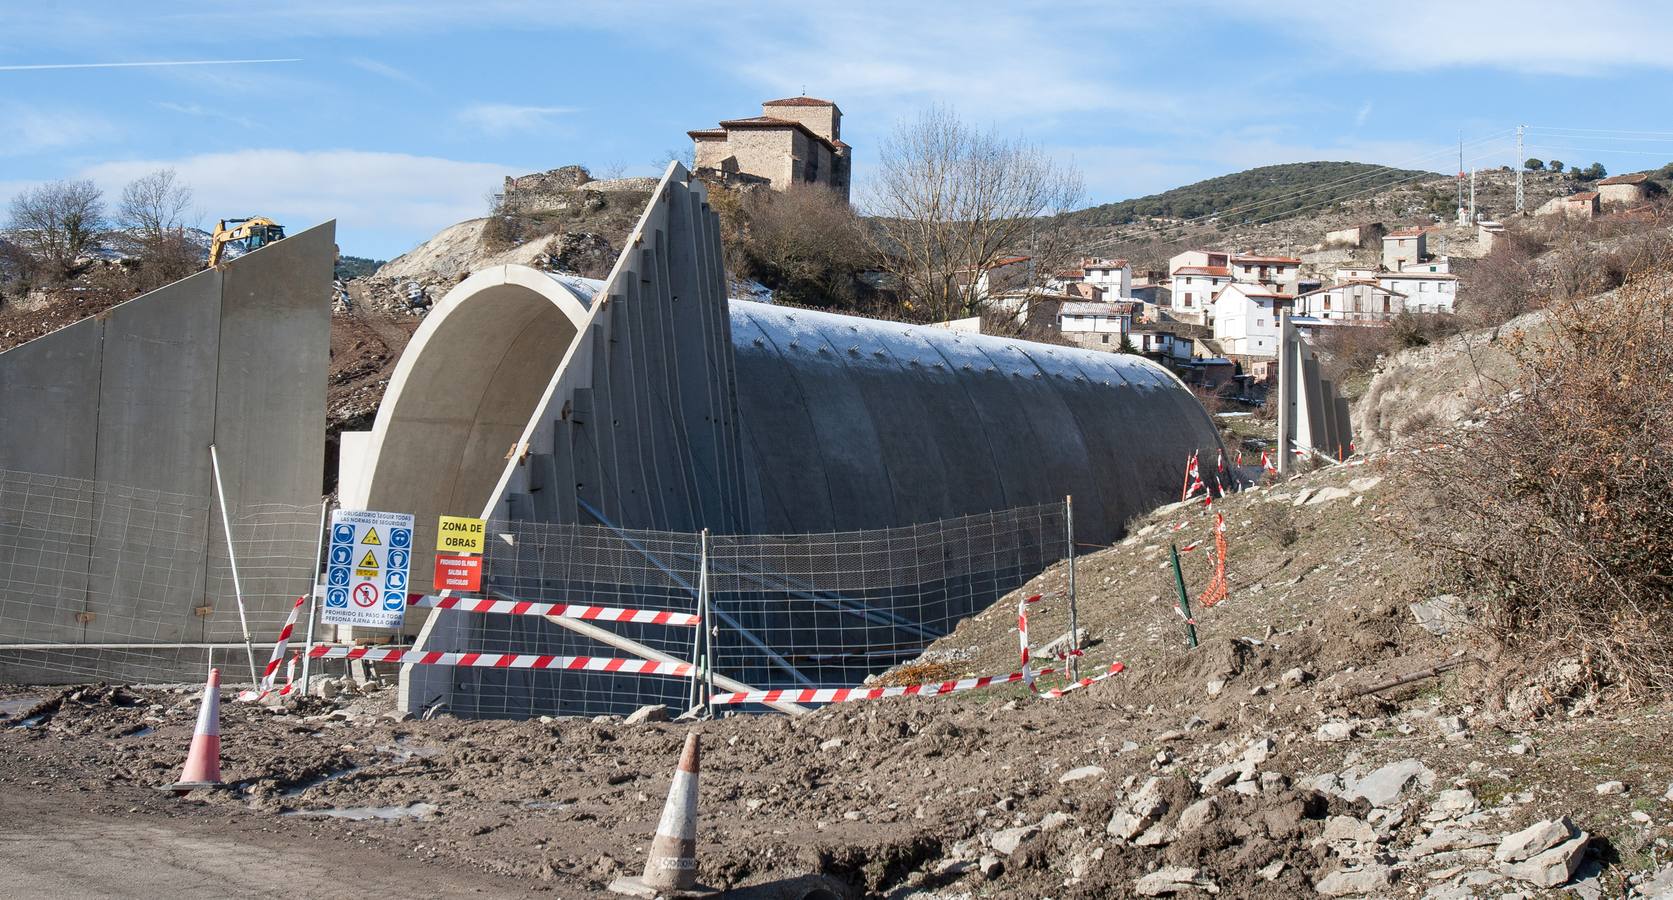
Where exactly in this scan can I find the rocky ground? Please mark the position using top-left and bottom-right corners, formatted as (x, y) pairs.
(4, 456), (1671, 898)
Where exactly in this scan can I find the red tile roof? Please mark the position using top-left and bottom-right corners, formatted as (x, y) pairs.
(687, 128), (727, 139)
(1173, 266), (1231, 277)
(1597, 173), (1649, 186)
(720, 115), (801, 127)
(988, 255), (1032, 268)
(763, 96), (837, 108)
(707, 116), (840, 152)
(1569, 191), (1599, 201)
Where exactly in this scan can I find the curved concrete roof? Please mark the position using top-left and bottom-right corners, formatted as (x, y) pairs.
(729, 301), (1217, 541)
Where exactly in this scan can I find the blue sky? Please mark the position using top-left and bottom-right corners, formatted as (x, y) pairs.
(3, 1), (1671, 260)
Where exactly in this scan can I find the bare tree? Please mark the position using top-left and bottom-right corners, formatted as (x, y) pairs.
(115, 169), (202, 285)
(864, 106), (1083, 322)
(739, 185), (868, 308)
(654, 146), (696, 172)
(6, 179), (106, 279)
(118, 168), (193, 242)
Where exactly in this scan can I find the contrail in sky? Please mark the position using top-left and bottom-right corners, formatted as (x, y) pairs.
(0, 58), (302, 72)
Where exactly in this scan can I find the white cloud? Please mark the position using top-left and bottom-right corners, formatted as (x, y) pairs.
(349, 57), (427, 89)
(457, 103), (581, 137)
(708, 4), (1179, 122)
(1212, 0), (1673, 74)
(77, 149), (512, 259)
(156, 101), (258, 131)
(0, 102), (116, 156)
(1354, 101), (1373, 127)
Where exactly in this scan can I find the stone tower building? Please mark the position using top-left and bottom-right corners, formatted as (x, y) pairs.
(688, 97), (851, 201)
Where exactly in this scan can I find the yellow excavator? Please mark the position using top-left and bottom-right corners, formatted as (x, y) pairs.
(207, 217), (286, 267)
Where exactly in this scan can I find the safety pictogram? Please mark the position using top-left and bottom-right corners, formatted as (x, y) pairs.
(321, 509), (415, 630)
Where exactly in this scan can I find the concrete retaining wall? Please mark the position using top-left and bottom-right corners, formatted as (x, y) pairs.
(0, 223), (335, 682)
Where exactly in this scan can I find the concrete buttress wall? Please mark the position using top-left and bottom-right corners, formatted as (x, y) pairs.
(0, 222), (335, 681)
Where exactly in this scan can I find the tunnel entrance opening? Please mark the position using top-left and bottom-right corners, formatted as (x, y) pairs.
(351, 268), (595, 593)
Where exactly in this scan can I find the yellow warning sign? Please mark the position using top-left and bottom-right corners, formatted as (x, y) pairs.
(436, 515), (487, 554)
(358, 550), (380, 569)
(361, 528), (382, 546)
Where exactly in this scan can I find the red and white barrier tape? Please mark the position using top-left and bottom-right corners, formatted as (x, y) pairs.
(237, 651), (300, 702)
(1018, 596), (1033, 689)
(410, 594), (699, 626)
(235, 594), (305, 702)
(305, 645), (693, 677)
(1044, 661), (1126, 698)
(710, 666), (1061, 706)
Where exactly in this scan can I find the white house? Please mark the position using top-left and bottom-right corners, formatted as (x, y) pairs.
(1336, 266), (1380, 282)
(1211, 283), (1287, 357)
(1398, 256), (1451, 274)
(1383, 227), (1428, 269)
(1229, 254), (1301, 296)
(1377, 271), (1458, 314)
(1131, 328), (1195, 363)
(1081, 257), (1132, 298)
(1294, 281), (1406, 324)
(1057, 301), (1134, 350)
(1170, 266), (1231, 323)
(1169, 249), (1230, 275)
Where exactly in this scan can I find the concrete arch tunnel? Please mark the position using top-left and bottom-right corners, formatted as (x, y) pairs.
(341, 164), (1224, 716)
(343, 266), (599, 573)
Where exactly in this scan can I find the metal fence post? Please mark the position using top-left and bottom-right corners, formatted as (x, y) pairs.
(1065, 495), (1079, 681)
(700, 528), (715, 718)
(687, 530), (705, 713)
(1277, 310), (1294, 477)
(209, 443), (261, 686)
(298, 498), (329, 693)
(1170, 544), (1199, 649)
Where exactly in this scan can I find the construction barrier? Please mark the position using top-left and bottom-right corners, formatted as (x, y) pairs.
(1045, 661), (1127, 699)
(409, 593), (699, 626)
(235, 595), (306, 702)
(710, 667), (1059, 706)
(305, 646), (693, 677)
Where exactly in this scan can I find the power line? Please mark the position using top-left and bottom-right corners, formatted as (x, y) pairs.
(1527, 126), (1673, 138)
(1526, 145), (1673, 158)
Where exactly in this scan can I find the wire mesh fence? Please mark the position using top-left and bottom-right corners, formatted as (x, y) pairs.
(3, 461), (1075, 719)
(417, 502), (1072, 719)
(0, 467), (320, 685)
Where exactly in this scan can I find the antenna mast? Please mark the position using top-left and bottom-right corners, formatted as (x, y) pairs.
(1456, 132), (1466, 225)
(1515, 125), (1526, 213)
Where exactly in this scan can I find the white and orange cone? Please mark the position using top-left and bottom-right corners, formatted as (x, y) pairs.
(610, 731), (713, 897)
(162, 668), (224, 794)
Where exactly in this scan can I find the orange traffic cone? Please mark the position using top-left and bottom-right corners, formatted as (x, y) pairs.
(162, 668), (224, 794)
(610, 732), (713, 897)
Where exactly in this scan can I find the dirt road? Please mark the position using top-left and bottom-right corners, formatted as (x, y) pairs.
(0, 785), (533, 899)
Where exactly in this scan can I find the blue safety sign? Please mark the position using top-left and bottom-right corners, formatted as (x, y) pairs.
(320, 509), (415, 630)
